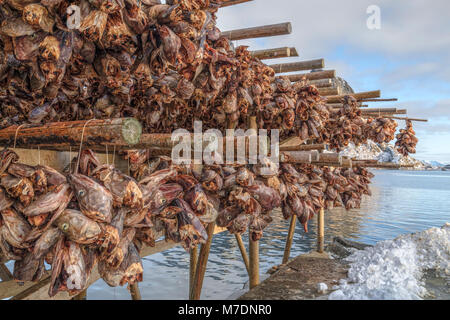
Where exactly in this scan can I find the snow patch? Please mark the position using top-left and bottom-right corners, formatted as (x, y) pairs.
(329, 224), (450, 300)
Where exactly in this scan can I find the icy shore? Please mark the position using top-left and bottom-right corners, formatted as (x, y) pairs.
(339, 141), (434, 170)
(328, 224), (450, 300)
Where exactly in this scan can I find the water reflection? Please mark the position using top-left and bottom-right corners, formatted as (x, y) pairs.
(88, 170), (450, 300)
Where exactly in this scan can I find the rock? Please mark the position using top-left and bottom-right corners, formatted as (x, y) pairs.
(317, 283), (328, 295)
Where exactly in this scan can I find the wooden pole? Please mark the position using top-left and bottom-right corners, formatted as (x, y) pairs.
(280, 151), (312, 164)
(235, 235), (250, 275)
(269, 59), (325, 74)
(248, 116), (259, 290)
(189, 246), (198, 296)
(282, 216), (297, 264)
(325, 90), (381, 104)
(382, 116), (428, 122)
(0, 264), (13, 281)
(288, 70), (336, 81)
(317, 208), (325, 253)
(190, 222), (216, 300)
(308, 79), (333, 88)
(318, 87), (340, 96)
(0, 118), (142, 151)
(72, 289), (87, 300)
(251, 47), (298, 60)
(359, 98), (398, 102)
(316, 153), (342, 165)
(221, 22), (292, 41)
(362, 109), (407, 116)
(129, 283), (142, 300)
(219, 0), (253, 7)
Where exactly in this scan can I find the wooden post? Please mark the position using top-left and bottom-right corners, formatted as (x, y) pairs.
(221, 22), (292, 41)
(248, 116), (260, 289)
(190, 222), (216, 300)
(282, 216), (297, 264)
(189, 246), (198, 296)
(235, 234), (250, 275)
(72, 289), (87, 300)
(0, 264), (13, 281)
(317, 208), (325, 253)
(129, 283), (142, 300)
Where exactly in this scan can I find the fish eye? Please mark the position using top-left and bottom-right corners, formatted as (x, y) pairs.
(61, 223), (69, 232)
(160, 198), (166, 204)
(195, 200), (200, 206)
(227, 216), (232, 220)
(78, 190), (85, 197)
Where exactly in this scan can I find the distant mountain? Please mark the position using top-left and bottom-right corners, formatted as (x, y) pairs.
(424, 161), (445, 168)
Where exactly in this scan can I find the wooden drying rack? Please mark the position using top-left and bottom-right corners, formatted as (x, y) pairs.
(0, 0), (427, 301)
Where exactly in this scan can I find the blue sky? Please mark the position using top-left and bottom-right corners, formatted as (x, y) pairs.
(217, 0), (450, 163)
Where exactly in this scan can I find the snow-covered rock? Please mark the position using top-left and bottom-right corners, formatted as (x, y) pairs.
(340, 141), (427, 170)
(328, 224), (450, 300)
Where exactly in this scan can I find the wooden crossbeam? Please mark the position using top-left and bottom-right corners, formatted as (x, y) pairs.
(221, 22), (292, 41)
(288, 70), (336, 81)
(219, 0), (253, 7)
(269, 59), (325, 74)
(325, 91), (381, 104)
(1, 226), (227, 300)
(251, 47), (299, 60)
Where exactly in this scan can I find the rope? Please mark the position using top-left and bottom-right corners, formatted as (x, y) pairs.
(75, 119), (95, 174)
(38, 146), (40, 165)
(106, 145), (109, 165)
(112, 145), (116, 166)
(13, 124), (25, 149)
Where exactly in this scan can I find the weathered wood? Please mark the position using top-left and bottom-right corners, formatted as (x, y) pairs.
(325, 91), (381, 104)
(0, 264), (13, 281)
(189, 245), (198, 295)
(280, 151), (312, 164)
(270, 59), (325, 74)
(235, 234), (250, 275)
(282, 216), (297, 264)
(341, 157), (353, 169)
(190, 223), (216, 300)
(280, 142), (328, 152)
(308, 79), (334, 88)
(328, 102), (367, 109)
(221, 22), (292, 41)
(129, 283), (142, 300)
(249, 236), (259, 289)
(288, 70), (336, 81)
(219, 0), (253, 7)
(251, 47), (298, 60)
(316, 153), (342, 165)
(3, 226), (226, 300)
(0, 118), (142, 151)
(317, 208), (325, 253)
(382, 116), (428, 122)
(248, 116), (260, 290)
(359, 98), (398, 103)
(318, 87), (340, 96)
(362, 109), (407, 116)
(72, 289), (87, 300)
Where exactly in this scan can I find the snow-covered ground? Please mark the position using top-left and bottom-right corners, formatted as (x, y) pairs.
(328, 224), (450, 300)
(340, 141), (433, 170)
